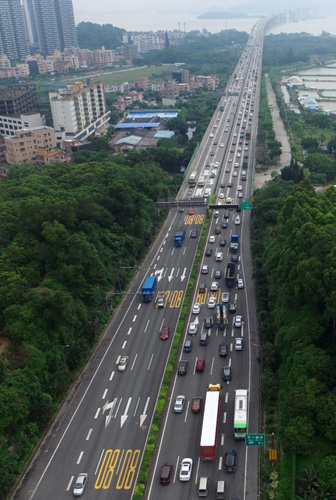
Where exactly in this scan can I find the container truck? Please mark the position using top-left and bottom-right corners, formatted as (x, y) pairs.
(225, 262), (236, 287)
(229, 235), (239, 253)
(200, 387), (221, 460)
(174, 228), (185, 247)
(216, 303), (228, 329)
(142, 275), (156, 303)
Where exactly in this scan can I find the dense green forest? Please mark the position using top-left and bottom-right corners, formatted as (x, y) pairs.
(77, 22), (125, 50)
(135, 30), (248, 81)
(263, 33), (336, 67)
(252, 179), (336, 499)
(0, 158), (171, 497)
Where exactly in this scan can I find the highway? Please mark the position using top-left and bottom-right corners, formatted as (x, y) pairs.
(13, 21), (264, 500)
(147, 22), (264, 500)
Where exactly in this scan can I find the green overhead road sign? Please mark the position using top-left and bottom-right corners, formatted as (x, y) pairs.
(241, 201), (253, 210)
(245, 433), (265, 446)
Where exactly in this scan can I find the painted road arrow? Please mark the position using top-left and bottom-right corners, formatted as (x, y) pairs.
(120, 397), (132, 428)
(140, 397), (150, 427)
(181, 267), (187, 282)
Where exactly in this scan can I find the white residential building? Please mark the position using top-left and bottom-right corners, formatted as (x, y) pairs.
(49, 80), (110, 141)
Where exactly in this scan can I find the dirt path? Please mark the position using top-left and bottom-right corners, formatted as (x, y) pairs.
(253, 75), (292, 190)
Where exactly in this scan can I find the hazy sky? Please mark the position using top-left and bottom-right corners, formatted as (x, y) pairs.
(72, 0), (243, 24)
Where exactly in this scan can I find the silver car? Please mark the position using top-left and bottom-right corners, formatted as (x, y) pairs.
(73, 473), (88, 496)
(234, 315), (243, 328)
(174, 395), (185, 413)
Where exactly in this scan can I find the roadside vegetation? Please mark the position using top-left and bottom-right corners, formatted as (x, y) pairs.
(254, 32), (336, 499)
(262, 33), (336, 185)
(0, 158), (172, 497)
(253, 178), (336, 499)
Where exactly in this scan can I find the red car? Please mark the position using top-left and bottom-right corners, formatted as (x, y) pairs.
(188, 208), (195, 215)
(191, 397), (203, 413)
(160, 326), (170, 340)
(196, 358), (205, 372)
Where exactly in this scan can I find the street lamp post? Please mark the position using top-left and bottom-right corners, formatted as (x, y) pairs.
(62, 344), (70, 369)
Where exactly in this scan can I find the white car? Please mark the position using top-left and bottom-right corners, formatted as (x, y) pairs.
(209, 133), (214, 138)
(174, 395), (186, 413)
(219, 193), (225, 199)
(214, 162), (219, 168)
(220, 143), (224, 148)
(236, 153), (241, 158)
(179, 458), (193, 481)
(234, 162), (240, 168)
(238, 192), (243, 198)
(235, 337), (243, 350)
(211, 281), (219, 291)
(216, 252), (223, 262)
(73, 473), (88, 497)
(228, 158), (233, 162)
(193, 303), (201, 314)
(208, 296), (217, 309)
(234, 315), (243, 328)
(188, 323), (198, 335)
(118, 356), (129, 372)
(238, 278), (244, 289)
(235, 215), (241, 225)
(226, 197), (232, 204)
(233, 171), (238, 177)
(237, 185), (242, 191)
(222, 292), (230, 303)
(209, 235), (216, 243)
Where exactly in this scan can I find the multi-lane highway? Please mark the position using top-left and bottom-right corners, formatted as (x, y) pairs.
(13, 21), (264, 500)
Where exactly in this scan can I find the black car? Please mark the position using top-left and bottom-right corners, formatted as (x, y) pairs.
(178, 360), (189, 375)
(225, 450), (237, 472)
(231, 254), (238, 263)
(214, 270), (222, 279)
(229, 303), (236, 313)
(222, 222), (228, 229)
(200, 332), (208, 346)
(223, 211), (230, 219)
(228, 182), (233, 187)
(222, 365), (232, 381)
(218, 343), (228, 357)
(190, 229), (198, 238)
(220, 183), (225, 188)
(183, 339), (193, 353)
(198, 283), (206, 294)
(204, 317), (213, 329)
(236, 206), (242, 212)
(220, 238), (226, 247)
(205, 248), (212, 257)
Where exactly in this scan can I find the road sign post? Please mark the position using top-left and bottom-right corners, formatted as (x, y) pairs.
(245, 433), (265, 446)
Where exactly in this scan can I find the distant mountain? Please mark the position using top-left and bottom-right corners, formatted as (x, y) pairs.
(197, 11), (248, 19)
(226, 0), (333, 16)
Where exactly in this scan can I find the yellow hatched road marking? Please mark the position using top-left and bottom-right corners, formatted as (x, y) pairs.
(195, 214), (205, 224)
(169, 290), (184, 308)
(95, 449), (120, 489)
(95, 449), (141, 491)
(185, 215), (194, 225)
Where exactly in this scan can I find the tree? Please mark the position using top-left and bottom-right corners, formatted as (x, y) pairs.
(283, 416), (315, 456)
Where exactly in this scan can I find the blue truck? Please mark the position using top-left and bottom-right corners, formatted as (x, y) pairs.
(142, 275), (157, 303)
(225, 263), (236, 287)
(230, 235), (239, 253)
(174, 228), (185, 247)
(216, 303), (228, 329)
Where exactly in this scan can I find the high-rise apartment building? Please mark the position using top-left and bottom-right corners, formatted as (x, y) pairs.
(49, 80), (110, 141)
(23, 0), (78, 56)
(0, 0), (30, 60)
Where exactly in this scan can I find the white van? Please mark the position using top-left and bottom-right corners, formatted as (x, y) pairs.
(216, 480), (226, 499)
(198, 476), (209, 497)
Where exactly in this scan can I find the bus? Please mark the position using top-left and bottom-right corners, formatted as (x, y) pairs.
(189, 171), (197, 187)
(233, 389), (248, 440)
